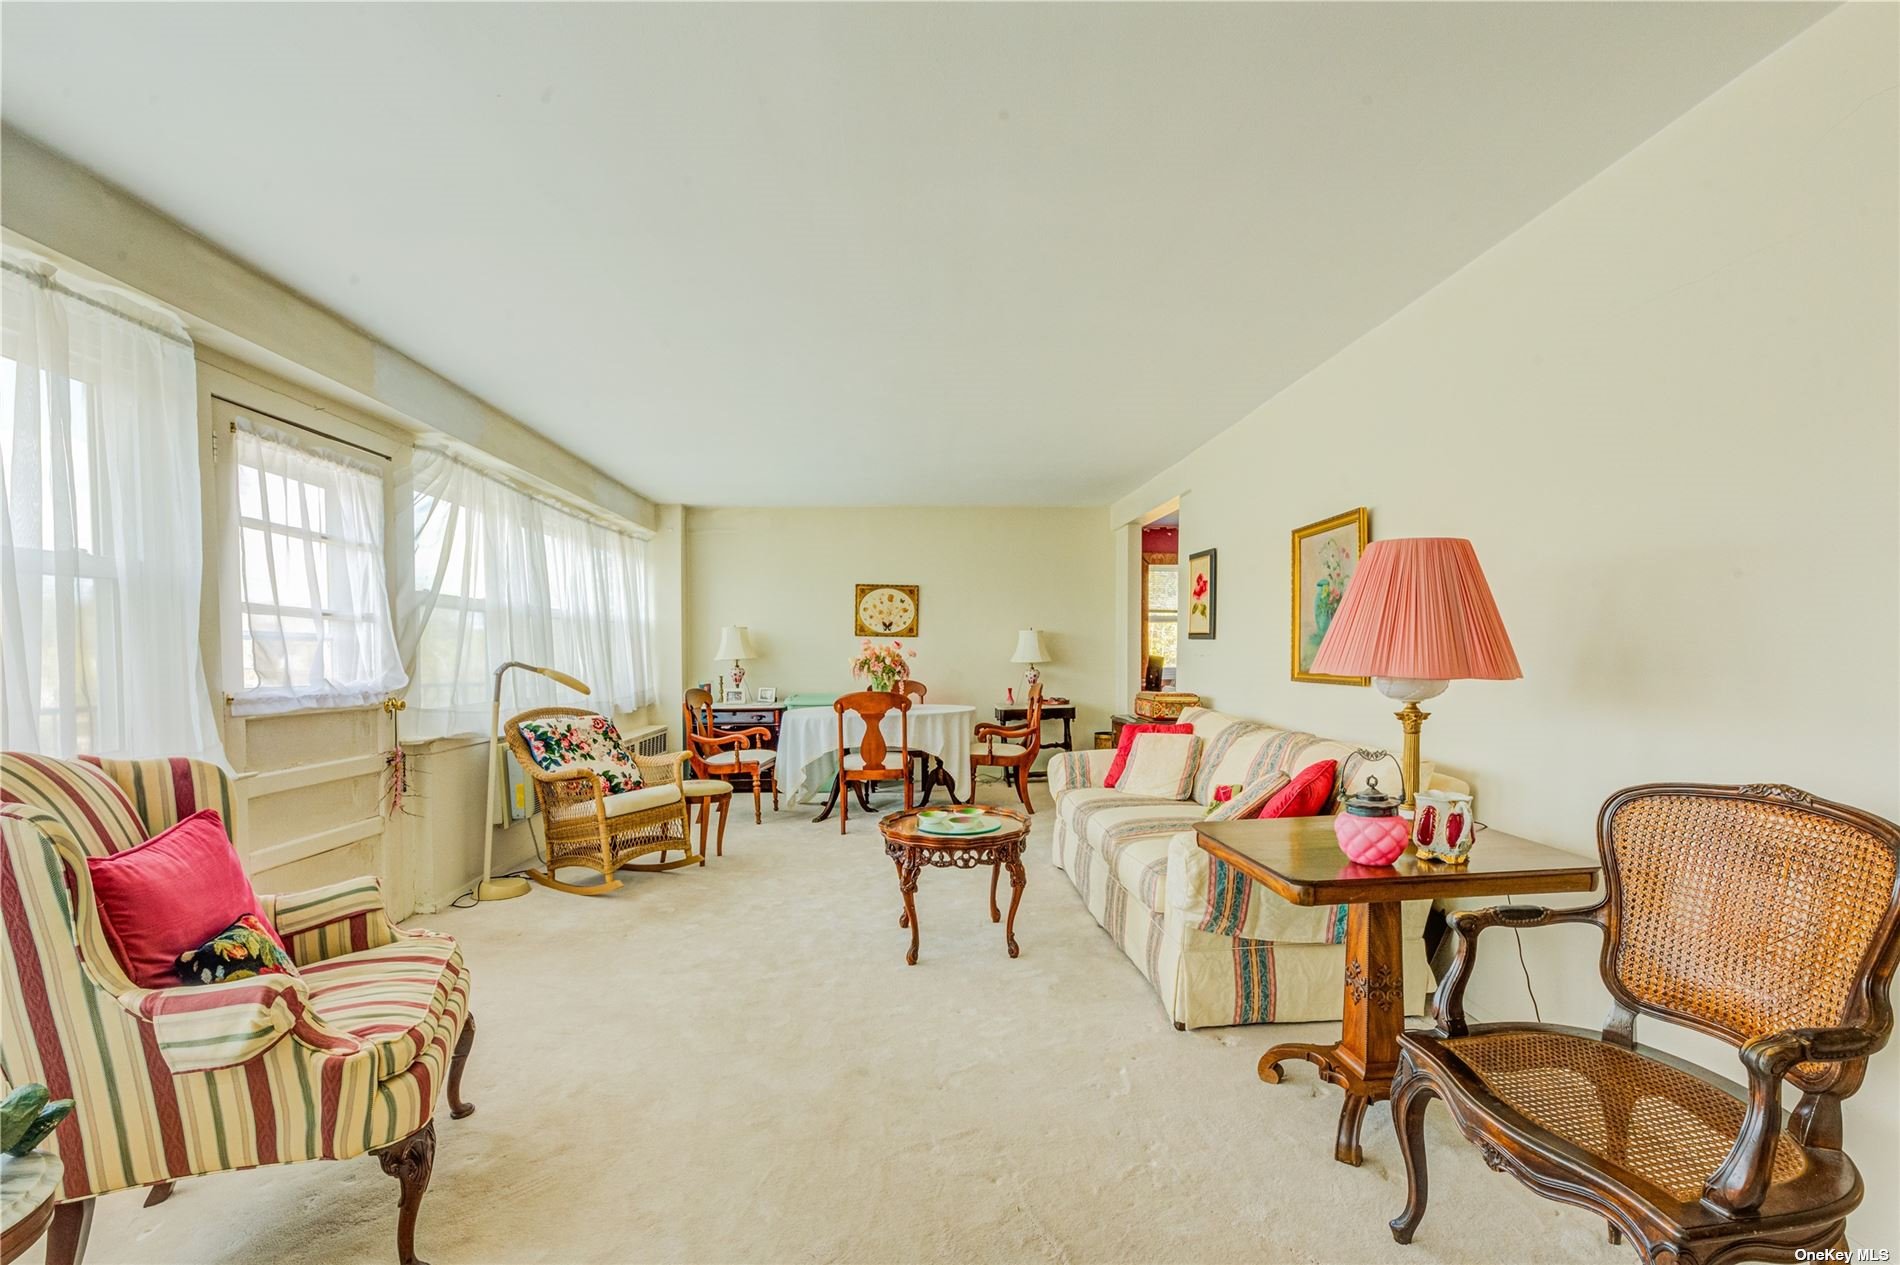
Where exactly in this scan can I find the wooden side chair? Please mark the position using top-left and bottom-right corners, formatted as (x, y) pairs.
(683, 687), (779, 824)
(505, 707), (697, 895)
(1388, 783), (1900, 1264)
(835, 690), (913, 834)
(971, 682), (1043, 814)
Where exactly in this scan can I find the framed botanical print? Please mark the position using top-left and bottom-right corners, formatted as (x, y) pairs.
(1186, 549), (1217, 639)
(854, 584), (920, 637)
(1291, 508), (1370, 685)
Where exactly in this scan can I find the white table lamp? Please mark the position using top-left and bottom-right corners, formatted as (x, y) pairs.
(1011, 628), (1050, 692)
(480, 661), (590, 902)
(715, 625), (757, 694)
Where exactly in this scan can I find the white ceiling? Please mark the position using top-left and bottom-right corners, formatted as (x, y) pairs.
(2, 3), (1826, 507)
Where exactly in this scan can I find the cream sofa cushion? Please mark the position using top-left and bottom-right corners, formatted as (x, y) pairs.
(1115, 734), (1203, 800)
(601, 784), (683, 816)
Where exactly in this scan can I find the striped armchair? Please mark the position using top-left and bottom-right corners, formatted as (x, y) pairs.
(0, 753), (476, 1265)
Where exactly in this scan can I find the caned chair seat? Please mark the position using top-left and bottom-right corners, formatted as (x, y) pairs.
(600, 784), (684, 816)
(705, 749), (776, 768)
(1407, 1025), (1816, 1205)
(304, 935), (471, 1082)
(681, 778), (734, 798)
(975, 741), (1029, 758)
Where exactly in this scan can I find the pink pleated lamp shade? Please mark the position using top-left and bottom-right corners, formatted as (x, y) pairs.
(1308, 538), (1522, 681)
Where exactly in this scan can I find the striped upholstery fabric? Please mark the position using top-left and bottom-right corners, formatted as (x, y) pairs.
(0, 753), (470, 1203)
(1049, 714), (1443, 1029)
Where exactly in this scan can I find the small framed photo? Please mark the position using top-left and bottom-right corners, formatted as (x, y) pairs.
(754, 687), (777, 704)
(722, 689), (746, 704)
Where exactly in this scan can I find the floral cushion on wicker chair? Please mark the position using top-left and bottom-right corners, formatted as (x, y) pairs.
(517, 715), (642, 793)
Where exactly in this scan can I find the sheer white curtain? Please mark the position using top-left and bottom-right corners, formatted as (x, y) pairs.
(395, 446), (655, 740)
(229, 419), (406, 715)
(1, 257), (223, 759)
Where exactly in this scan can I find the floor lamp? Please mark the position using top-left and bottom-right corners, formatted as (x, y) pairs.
(479, 660), (591, 901)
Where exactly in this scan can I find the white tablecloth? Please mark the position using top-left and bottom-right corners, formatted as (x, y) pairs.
(778, 703), (976, 803)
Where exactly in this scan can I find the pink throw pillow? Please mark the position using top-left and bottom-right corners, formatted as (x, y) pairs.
(1104, 723), (1195, 788)
(86, 810), (284, 989)
(1256, 760), (1340, 820)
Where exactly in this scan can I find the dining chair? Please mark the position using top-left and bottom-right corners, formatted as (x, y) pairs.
(972, 682), (1042, 814)
(834, 690), (913, 834)
(682, 687), (779, 824)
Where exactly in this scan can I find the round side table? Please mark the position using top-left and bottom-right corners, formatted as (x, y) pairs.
(1, 1153), (62, 1265)
(878, 807), (1029, 965)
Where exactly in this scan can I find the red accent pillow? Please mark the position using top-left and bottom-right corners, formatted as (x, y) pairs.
(86, 810), (284, 989)
(1255, 760), (1339, 820)
(1104, 723), (1195, 788)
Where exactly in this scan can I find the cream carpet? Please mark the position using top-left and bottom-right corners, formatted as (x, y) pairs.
(56, 784), (1625, 1265)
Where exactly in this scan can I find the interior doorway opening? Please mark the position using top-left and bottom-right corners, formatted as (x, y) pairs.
(1140, 509), (1179, 689)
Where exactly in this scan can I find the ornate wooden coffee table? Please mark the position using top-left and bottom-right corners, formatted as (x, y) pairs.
(1197, 815), (1598, 1166)
(879, 806), (1029, 965)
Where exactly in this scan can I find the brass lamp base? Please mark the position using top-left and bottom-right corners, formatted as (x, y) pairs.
(476, 875), (531, 901)
(1395, 701), (1430, 811)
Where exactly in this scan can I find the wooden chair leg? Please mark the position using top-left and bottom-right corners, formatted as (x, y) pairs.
(47, 1197), (94, 1265)
(751, 773), (763, 825)
(143, 1181), (176, 1207)
(376, 1120), (437, 1265)
(1388, 1076), (1434, 1245)
(1014, 760), (1034, 814)
(696, 798), (710, 864)
(447, 1013), (477, 1120)
(840, 776), (849, 835)
(770, 771), (779, 812)
(716, 795), (730, 856)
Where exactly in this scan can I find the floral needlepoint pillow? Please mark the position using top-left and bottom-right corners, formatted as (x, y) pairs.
(176, 914), (298, 986)
(518, 714), (641, 794)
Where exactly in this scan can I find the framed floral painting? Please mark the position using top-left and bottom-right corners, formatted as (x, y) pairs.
(1291, 508), (1370, 685)
(1186, 549), (1217, 639)
(854, 584), (920, 637)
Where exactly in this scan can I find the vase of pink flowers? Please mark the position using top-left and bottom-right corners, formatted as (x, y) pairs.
(851, 638), (915, 692)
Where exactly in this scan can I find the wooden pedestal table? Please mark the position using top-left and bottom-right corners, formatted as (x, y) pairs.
(879, 807), (1029, 966)
(1196, 816), (1598, 1166)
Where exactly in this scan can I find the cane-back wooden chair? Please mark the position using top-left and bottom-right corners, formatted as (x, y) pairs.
(1389, 783), (1900, 1264)
(504, 706), (695, 896)
(971, 683), (1043, 814)
(834, 690), (912, 834)
(682, 687), (779, 824)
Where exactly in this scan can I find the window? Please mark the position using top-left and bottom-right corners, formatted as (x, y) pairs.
(1144, 559), (1178, 686)
(1, 258), (222, 758)
(400, 447), (654, 740)
(228, 414), (406, 715)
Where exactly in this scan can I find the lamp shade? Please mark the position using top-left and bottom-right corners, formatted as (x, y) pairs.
(1011, 629), (1050, 664)
(714, 625), (757, 661)
(1308, 538), (1521, 681)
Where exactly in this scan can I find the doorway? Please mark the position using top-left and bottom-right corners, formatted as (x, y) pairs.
(1140, 510), (1178, 690)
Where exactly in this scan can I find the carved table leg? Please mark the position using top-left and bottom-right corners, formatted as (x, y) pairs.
(989, 861), (1002, 922)
(448, 1013), (477, 1119)
(1255, 899), (1405, 1166)
(897, 850), (922, 965)
(1003, 852), (1026, 958)
(814, 774), (843, 823)
(375, 1120), (437, 1265)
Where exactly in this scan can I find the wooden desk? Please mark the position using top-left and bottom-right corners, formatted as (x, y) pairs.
(992, 701), (1076, 780)
(1196, 816), (1598, 1166)
(707, 703), (786, 749)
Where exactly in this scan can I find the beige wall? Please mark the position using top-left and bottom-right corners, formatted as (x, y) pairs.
(684, 507), (1117, 767)
(1112, 6), (1898, 1246)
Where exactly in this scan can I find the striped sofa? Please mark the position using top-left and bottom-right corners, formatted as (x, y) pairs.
(0, 753), (474, 1265)
(1048, 707), (1469, 1030)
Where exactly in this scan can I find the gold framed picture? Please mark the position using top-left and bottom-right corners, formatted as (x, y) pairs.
(1291, 508), (1370, 685)
(854, 584), (920, 637)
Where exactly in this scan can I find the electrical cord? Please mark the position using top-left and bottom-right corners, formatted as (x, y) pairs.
(1514, 930), (1542, 1023)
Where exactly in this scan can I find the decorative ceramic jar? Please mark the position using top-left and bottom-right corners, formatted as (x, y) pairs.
(1412, 790), (1479, 863)
(1333, 775), (1410, 866)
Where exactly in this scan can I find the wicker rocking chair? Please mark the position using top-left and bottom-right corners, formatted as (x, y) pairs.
(504, 706), (696, 897)
(1390, 783), (1900, 1264)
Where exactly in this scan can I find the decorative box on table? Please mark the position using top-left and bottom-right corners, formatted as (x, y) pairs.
(1133, 691), (1200, 720)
